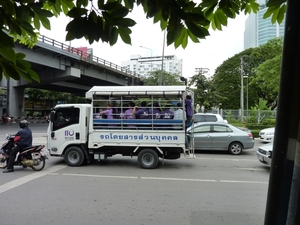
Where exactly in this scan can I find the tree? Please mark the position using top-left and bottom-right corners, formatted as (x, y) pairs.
(25, 88), (88, 113)
(0, 0), (285, 82)
(188, 70), (221, 111)
(250, 38), (283, 109)
(142, 70), (183, 85)
(212, 38), (283, 110)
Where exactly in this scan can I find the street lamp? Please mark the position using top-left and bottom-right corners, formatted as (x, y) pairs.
(140, 46), (152, 72)
(240, 55), (249, 123)
(195, 68), (210, 75)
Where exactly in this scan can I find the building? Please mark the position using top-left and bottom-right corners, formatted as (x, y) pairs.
(244, 0), (285, 49)
(121, 54), (183, 77)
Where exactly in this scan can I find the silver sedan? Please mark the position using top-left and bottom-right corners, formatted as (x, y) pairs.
(187, 122), (255, 155)
(256, 142), (273, 165)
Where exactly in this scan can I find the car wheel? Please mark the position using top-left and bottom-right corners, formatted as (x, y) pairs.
(138, 149), (159, 169)
(64, 146), (85, 166)
(228, 142), (243, 155)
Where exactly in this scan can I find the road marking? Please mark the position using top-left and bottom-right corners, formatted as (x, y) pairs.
(63, 173), (137, 179)
(0, 165), (67, 194)
(235, 167), (269, 171)
(194, 157), (258, 162)
(61, 173), (267, 184)
(221, 180), (268, 184)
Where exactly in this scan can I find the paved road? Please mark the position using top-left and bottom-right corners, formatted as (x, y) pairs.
(0, 123), (270, 225)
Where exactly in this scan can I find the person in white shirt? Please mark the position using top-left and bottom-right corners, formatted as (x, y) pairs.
(173, 103), (186, 129)
(173, 103), (190, 151)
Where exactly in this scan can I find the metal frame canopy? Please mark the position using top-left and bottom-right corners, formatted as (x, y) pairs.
(85, 85), (187, 98)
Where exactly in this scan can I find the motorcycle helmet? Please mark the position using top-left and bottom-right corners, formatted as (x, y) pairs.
(19, 120), (29, 128)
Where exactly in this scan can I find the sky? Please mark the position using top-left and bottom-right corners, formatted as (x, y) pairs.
(41, 6), (247, 79)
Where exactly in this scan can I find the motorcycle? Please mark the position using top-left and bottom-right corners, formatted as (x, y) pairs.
(0, 134), (48, 171)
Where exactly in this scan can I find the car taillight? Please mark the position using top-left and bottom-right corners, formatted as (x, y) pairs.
(248, 133), (253, 138)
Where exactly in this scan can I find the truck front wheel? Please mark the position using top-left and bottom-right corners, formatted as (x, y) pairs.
(64, 146), (85, 166)
(138, 149), (159, 169)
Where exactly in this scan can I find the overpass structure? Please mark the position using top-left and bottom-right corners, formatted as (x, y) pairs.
(1, 35), (139, 118)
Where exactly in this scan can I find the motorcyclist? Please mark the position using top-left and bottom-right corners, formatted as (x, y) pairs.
(3, 120), (32, 173)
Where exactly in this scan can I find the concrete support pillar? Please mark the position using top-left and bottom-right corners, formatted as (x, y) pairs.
(7, 79), (25, 118)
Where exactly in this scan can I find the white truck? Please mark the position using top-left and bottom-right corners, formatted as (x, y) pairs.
(47, 85), (193, 169)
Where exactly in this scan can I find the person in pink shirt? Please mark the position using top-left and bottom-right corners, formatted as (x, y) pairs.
(100, 103), (116, 128)
(100, 103), (114, 119)
(124, 102), (137, 129)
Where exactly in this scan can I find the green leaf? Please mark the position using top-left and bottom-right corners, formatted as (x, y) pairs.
(221, 7), (234, 18)
(109, 27), (118, 46)
(266, 0), (286, 7)
(167, 23), (183, 45)
(277, 5), (286, 24)
(160, 19), (168, 30)
(100, 1), (121, 10)
(185, 22), (209, 39)
(271, 7), (280, 24)
(118, 26), (131, 34)
(153, 10), (162, 24)
(27, 68), (40, 82)
(200, 0), (218, 8)
(182, 30), (188, 49)
(187, 30), (201, 43)
(18, 21), (36, 37)
(116, 18), (136, 27)
(211, 13), (222, 30)
(33, 14), (41, 30)
(9, 22), (23, 36)
(215, 9), (228, 26)
(110, 7), (129, 18)
(0, 31), (14, 48)
(98, 0), (105, 8)
(39, 16), (51, 30)
(0, 47), (17, 64)
(174, 28), (186, 48)
(102, 12), (116, 25)
(2, 63), (20, 80)
(67, 7), (88, 18)
(203, 3), (218, 19)
(118, 27), (131, 44)
(76, 0), (89, 7)
(88, 10), (98, 23)
(124, 0), (134, 9)
(31, 7), (54, 17)
(15, 52), (25, 60)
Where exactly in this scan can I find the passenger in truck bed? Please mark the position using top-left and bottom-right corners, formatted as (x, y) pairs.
(124, 102), (137, 129)
(100, 103), (117, 127)
(132, 101), (149, 119)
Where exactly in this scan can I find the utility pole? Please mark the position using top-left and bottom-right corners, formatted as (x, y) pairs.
(240, 57), (244, 123)
(160, 30), (166, 85)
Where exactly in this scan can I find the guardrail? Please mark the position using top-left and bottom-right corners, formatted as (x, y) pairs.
(39, 35), (140, 78)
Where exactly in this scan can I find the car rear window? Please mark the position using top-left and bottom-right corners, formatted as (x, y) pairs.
(194, 114), (218, 122)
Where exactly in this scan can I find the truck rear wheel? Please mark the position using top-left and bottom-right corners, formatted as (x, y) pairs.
(64, 146), (85, 166)
(138, 149), (159, 169)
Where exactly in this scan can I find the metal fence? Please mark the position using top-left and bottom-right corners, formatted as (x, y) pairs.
(204, 109), (277, 124)
(38, 35), (139, 78)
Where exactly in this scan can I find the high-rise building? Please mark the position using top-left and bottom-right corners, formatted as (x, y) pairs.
(121, 54), (182, 77)
(244, 0), (285, 49)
